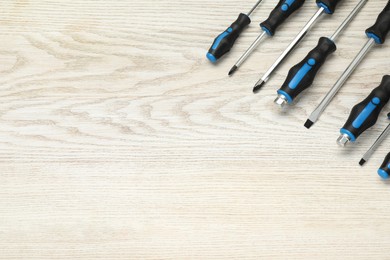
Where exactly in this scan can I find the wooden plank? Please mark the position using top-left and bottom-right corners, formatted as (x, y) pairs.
(0, 0), (389, 259)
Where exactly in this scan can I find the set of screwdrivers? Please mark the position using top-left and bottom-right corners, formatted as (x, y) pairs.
(206, 0), (390, 179)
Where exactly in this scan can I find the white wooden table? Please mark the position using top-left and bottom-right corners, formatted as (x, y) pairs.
(0, 0), (389, 259)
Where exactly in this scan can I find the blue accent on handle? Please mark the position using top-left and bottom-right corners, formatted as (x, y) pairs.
(211, 27), (233, 50)
(308, 59), (316, 66)
(281, 0), (296, 12)
(277, 89), (293, 104)
(366, 32), (382, 44)
(340, 128), (356, 142)
(378, 169), (389, 180)
(352, 97), (381, 129)
(317, 2), (332, 14)
(288, 58), (316, 90)
(261, 26), (272, 36)
(388, 163), (390, 169)
(285, 0), (296, 6)
(206, 53), (217, 63)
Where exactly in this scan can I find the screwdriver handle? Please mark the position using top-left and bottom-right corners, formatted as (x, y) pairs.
(378, 152), (390, 180)
(340, 75), (390, 142)
(207, 13), (251, 63)
(260, 0), (306, 36)
(316, 0), (343, 14)
(278, 37), (336, 103)
(365, 1), (390, 44)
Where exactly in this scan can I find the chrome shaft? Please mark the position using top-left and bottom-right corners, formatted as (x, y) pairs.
(362, 123), (390, 163)
(247, 0), (264, 16)
(256, 7), (325, 86)
(234, 31), (268, 69)
(330, 0), (368, 42)
(307, 38), (376, 124)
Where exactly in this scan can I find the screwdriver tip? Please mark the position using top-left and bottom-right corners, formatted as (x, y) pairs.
(359, 159), (366, 166)
(304, 119), (314, 129)
(228, 65), (238, 76)
(253, 81), (265, 94)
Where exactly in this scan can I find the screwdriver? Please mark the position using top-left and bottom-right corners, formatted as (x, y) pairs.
(378, 152), (390, 180)
(228, 0), (306, 76)
(206, 0), (264, 63)
(305, 2), (390, 129)
(360, 112), (390, 166)
(253, 0), (343, 93)
(337, 75), (390, 147)
(274, 0), (367, 108)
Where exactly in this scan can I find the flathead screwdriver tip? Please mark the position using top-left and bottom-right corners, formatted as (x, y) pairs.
(228, 65), (238, 76)
(304, 119), (314, 129)
(253, 81), (265, 94)
(359, 158), (366, 166)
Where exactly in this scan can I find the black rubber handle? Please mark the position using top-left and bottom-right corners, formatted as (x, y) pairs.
(278, 37), (337, 103)
(207, 13), (251, 62)
(340, 75), (390, 141)
(365, 1), (390, 44)
(260, 0), (306, 36)
(378, 152), (390, 180)
(316, 0), (343, 14)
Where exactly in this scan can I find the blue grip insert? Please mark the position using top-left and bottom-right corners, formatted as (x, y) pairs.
(378, 169), (389, 180)
(317, 2), (332, 14)
(352, 97), (381, 129)
(340, 128), (357, 142)
(281, 0), (296, 12)
(277, 89), (293, 103)
(288, 58), (316, 90)
(379, 162), (390, 179)
(366, 32), (383, 44)
(206, 53), (217, 63)
(211, 28), (233, 50)
(261, 26), (272, 36)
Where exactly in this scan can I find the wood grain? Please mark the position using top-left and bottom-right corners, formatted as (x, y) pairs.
(0, 0), (389, 259)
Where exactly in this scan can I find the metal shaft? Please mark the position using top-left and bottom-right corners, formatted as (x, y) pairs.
(330, 0), (368, 42)
(254, 7), (325, 89)
(307, 38), (375, 125)
(361, 124), (390, 164)
(233, 31), (268, 69)
(247, 0), (264, 16)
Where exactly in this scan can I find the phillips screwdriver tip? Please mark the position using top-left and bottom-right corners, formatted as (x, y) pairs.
(359, 159), (366, 166)
(304, 119), (314, 129)
(253, 81), (265, 94)
(228, 65), (238, 76)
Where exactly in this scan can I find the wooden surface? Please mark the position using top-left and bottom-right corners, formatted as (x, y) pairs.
(0, 0), (390, 259)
